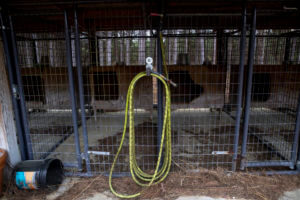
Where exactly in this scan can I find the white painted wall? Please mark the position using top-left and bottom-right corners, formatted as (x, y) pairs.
(0, 42), (21, 167)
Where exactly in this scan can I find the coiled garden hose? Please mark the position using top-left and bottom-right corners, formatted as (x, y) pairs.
(109, 71), (172, 198)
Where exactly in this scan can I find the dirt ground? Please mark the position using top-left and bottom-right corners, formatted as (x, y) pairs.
(3, 168), (300, 200)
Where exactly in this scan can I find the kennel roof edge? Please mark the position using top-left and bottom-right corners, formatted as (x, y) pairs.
(4, 0), (300, 32)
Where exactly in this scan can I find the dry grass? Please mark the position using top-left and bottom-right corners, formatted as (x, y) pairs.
(4, 168), (300, 200)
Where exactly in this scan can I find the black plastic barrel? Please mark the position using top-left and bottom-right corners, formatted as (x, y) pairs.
(15, 158), (64, 189)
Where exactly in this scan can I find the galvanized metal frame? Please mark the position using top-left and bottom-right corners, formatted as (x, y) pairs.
(291, 94), (300, 167)
(238, 8), (300, 171)
(2, 2), (300, 176)
(0, 12), (28, 160)
(238, 10), (300, 171)
(8, 15), (34, 160)
(156, 10), (164, 168)
(240, 8), (257, 170)
(74, 8), (92, 174)
(232, 5), (247, 172)
(64, 10), (83, 170)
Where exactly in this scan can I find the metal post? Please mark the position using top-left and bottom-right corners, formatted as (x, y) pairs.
(232, 6), (247, 171)
(8, 15), (34, 160)
(0, 12), (27, 160)
(157, 29), (164, 165)
(245, 161), (292, 167)
(156, 0), (165, 167)
(224, 35), (228, 68)
(216, 29), (225, 66)
(284, 37), (291, 65)
(64, 10), (82, 170)
(90, 34), (98, 66)
(74, 9), (91, 174)
(291, 94), (300, 168)
(240, 8), (256, 170)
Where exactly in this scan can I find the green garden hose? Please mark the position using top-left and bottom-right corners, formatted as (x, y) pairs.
(109, 32), (172, 198)
(109, 71), (172, 198)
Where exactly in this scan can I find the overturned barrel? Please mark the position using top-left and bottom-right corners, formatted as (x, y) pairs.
(15, 159), (64, 189)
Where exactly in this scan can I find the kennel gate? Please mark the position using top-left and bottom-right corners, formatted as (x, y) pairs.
(1, 2), (300, 175)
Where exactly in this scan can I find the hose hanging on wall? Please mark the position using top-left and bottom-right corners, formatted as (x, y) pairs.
(109, 32), (175, 198)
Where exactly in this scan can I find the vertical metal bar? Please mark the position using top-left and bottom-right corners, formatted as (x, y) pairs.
(156, 0), (165, 167)
(0, 12), (27, 160)
(157, 29), (164, 165)
(224, 34), (229, 105)
(32, 40), (38, 65)
(284, 37), (291, 65)
(291, 94), (300, 168)
(224, 35), (232, 108)
(8, 15), (34, 160)
(90, 35), (98, 66)
(64, 10), (82, 170)
(74, 9), (91, 174)
(224, 35), (228, 67)
(240, 8), (256, 170)
(232, 6), (247, 171)
(216, 29), (224, 66)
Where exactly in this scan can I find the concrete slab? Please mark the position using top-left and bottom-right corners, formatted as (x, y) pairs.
(176, 197), (245, 200)
(83, 191), (118, 200)
(279, 189), (300, 200)
(81, 193), (246, 200)
(46, 178), (80, 200)
(36, 108), (295, 171)
(28, 111), (75, 160)
(51, 111), (150, 164)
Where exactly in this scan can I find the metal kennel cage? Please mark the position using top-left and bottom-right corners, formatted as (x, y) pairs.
(1, 0), (300, 176)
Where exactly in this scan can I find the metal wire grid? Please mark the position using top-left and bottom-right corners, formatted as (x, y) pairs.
(244, 36), (300, 167)
(13, 14), (82, 167)
(161, 15), (238, 170)
(81, 20), (300, 172)
(81, 7), (158, 173)
(93, 30), (155, 66)
(10, 7), (300, 174)
(78, 13), (245, 173)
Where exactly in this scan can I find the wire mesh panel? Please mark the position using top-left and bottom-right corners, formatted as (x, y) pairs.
(78, 6), (158, 174)
(243, 33), (300, 168)
(7, 1), (300, 175)
(13, 14), (82, 167)
(73, 7), (248, 174)
(162, 15), (242, 170)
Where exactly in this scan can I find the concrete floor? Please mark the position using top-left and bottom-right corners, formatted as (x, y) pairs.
(50, 110), (150, 165)
(28, 111), (75, 160)
(1, 109), (298, 200)
(26, 108), (296, 172)
(48, 109), (239, 169)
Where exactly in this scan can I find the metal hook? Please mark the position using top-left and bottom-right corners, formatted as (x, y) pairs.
(146, 57), (153, 76)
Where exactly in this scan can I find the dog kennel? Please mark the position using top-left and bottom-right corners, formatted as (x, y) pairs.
(1, 0), (300, 176)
